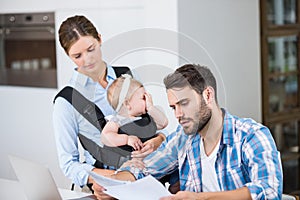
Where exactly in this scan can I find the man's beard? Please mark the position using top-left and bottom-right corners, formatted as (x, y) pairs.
(181, 99), (212, 135)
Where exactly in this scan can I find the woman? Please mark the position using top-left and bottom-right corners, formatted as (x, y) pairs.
(53, 15), (166, 191)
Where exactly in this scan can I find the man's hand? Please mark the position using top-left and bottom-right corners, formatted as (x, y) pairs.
(160, 187), (252, 200)
(160, 191), (204, 200)
(131, 140), (154, 159)
(131, 133), (165, 159)
(120, 158), (145, 170)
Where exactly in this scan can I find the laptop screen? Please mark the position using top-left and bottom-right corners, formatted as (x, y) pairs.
(9, 155), (97, 200)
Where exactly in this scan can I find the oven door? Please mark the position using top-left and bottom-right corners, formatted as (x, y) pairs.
(0, 25), (57, 88)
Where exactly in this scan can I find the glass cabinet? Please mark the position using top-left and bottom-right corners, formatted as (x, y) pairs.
(261, 0), (300, 193)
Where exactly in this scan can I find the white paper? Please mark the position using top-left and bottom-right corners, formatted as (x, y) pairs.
(105, 175), (171, 200)
(88, 171), (130, 187)
(89, 172), (171, 200)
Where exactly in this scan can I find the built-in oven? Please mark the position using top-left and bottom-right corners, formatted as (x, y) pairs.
(0, 12), (57, 88)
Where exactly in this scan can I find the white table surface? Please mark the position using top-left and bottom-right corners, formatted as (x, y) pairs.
(0, 178), (93, 200)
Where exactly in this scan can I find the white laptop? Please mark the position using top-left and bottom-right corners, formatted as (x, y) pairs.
(9, 155), (96, 200)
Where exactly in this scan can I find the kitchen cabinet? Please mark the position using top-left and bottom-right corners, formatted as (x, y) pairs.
(260, 0), (300, 194)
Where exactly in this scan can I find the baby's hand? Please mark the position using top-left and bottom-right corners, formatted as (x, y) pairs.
(127, 135), (143, 150)
(144, 92), (154, 111)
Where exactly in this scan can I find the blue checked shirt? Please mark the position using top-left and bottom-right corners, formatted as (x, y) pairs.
(121, 109), (283, 200)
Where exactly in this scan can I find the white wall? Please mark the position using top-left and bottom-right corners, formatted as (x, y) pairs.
(178, 0), (261, 121)
(0, 0), (178, 189)
(0, 0), (260, 190)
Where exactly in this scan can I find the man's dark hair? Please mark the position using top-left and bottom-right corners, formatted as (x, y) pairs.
(163, 64), (218, 103)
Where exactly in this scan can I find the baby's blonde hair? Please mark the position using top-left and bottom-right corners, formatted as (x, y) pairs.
(107, 76), (143, 110)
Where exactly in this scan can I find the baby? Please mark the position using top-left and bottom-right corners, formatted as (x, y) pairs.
(101, 74), (168, 151)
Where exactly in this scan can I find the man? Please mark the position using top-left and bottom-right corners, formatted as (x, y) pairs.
(93, 64), (283, 200)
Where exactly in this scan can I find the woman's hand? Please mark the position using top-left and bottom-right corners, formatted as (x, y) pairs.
(92, 182), (116, 200)
(92, 168), (115, 177)
(88, 168), (116, 199)
(91, 169), (136, 200)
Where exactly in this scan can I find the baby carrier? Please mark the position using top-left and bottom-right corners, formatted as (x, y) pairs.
(53, 67), (156, 168)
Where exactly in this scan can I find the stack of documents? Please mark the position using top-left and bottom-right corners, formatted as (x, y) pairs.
(89, 171), (171, 200)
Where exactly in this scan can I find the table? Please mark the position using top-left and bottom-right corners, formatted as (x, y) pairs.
(0, 178), (93, 200)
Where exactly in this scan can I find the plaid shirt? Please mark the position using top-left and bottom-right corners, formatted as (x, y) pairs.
(121, 109), (283, 200)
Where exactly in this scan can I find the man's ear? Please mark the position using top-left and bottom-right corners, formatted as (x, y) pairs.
(202, 86), (214, 104)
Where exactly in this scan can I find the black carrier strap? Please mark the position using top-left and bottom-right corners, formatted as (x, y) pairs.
(53, 66), (132, 168)
(112, 66), (132, 77)
(78, 134), (131, 167)
(54, 86), (106, 130)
